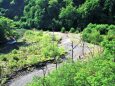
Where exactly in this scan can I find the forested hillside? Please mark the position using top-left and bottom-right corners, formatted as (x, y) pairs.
(0, 0), (115, 43)
(0, 0), (115, 29)
(0, 0), (115, 86)
(0, 0), (25, 19)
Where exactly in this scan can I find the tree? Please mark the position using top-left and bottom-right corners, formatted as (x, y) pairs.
(59, 3), (78, 29)
(0, 17), (16, 43)
(0, 0), (24, 19)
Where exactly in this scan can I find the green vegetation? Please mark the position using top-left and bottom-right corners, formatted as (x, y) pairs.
(0, 0), (24, 19)
(82, 23), (115, 45)
(61, 27), (66, 33)
(0, 0), (115, 86)
(69, 27), (76, 33)
(0, 0), (115, 30)
(0, 30), (64, 84)
(21, 0), (115, 30)
(0, 16), (18, 43)
(27, 24), (115, 86)
(27, 53), (115, 86)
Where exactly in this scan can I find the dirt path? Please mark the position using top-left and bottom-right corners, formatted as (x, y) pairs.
(8, 32), (100, 86)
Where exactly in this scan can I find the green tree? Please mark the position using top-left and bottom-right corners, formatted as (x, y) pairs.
(0, 17), (16, 43)
(59, 3), (77, 29)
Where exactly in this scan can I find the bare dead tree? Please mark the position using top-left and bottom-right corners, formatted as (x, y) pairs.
(45, 62), (48, 74)
(55, 59), (58, 70)
(69, 33), (83, 61)
(71, 41), (74, 62)
(82, 41), (85, 57)
(42, 68), (46, 78)
(41, 67), (47, 86)
(52, 27), (58, 70)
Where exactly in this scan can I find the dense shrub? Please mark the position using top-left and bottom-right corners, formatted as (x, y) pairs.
(82, 23), (115, 44)
(69, 27), (76, 33)
(61, 27), (66, 33)
(27, 53), (115, 86)
(0, 0), (24, 19)
(0, 17), (17, 43)
(0, 0), (115, 30)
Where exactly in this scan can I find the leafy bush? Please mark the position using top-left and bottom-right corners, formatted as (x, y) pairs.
(69, 27), (76, 33)
(0, 17), (17, 43)
(75, 29), (79, 34)
(61, 27), (66, 33)
(27, 53), (115, 86)
(82, 23), (115, 44)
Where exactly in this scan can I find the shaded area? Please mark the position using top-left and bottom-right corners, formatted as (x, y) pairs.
(0, 0), (25, 19)
(0, 42), (28, 54)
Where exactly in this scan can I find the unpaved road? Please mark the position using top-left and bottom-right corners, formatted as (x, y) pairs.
(8, 32), (100, 86)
